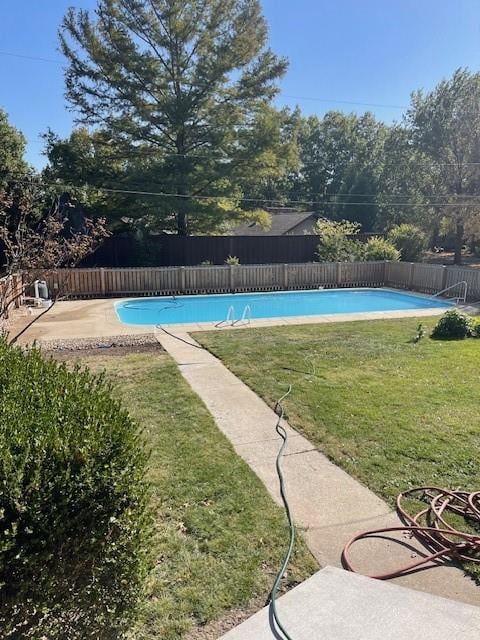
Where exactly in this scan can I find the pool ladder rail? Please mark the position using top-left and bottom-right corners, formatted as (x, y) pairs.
(215, 304), (252, 328)
(215, 305), (235, 328)
(234, 305), (252, 326)
(433, 281), (468, 304)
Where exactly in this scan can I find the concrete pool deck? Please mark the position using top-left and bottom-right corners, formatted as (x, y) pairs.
(9, 296), (453, 345)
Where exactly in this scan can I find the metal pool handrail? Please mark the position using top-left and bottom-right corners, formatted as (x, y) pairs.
(215, 305), (235, 328)
(233, 305), (252, 326)
(433, 281), (468, 304)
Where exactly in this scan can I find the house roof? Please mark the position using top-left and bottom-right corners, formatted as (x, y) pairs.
(231, 209), (317, 236)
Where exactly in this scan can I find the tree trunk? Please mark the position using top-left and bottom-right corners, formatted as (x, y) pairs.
(175, 130), (188, 236)
(453, 219), (464, 265)
(176, 210), (188, 236)
(429, 221), (440, 250)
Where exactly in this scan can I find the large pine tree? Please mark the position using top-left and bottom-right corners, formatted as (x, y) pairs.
(60, 0), (290, 234)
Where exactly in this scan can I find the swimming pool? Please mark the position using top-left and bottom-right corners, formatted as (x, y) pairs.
(115, 288), (453, 326)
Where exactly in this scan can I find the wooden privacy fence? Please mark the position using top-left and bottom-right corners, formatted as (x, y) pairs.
(383, 262), (480, 299)
(0, 274), (23, 317)
(46, 262), (388, 298)
(44, 261), (480, 300)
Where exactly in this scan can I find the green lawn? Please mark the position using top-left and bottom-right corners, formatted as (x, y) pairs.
(196, 317), (480, 581)
(75, 350), (316, 639)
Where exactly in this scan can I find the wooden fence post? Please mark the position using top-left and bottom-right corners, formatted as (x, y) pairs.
(283, 264), (288, 290)
(100, 268), (106, 297)
(230, 265), (235, 292)
(408, 263), (415, 289)
(382, 261), (388, 286)
(336, 262), (342, 286)
(179, 266), (186, 292)
(441, 265), (448, 291)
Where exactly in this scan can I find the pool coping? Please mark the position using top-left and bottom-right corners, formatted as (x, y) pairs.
(115, 287), (456, 333)
(13, 287), (473, 346)
(166, 307), (450, 333)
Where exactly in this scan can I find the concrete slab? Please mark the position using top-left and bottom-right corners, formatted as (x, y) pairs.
(10, 299), (147, 344)
(219, 566), (480, 640)
(156, 330), (480, 606)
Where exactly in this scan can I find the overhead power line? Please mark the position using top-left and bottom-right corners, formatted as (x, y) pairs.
(0, 50), (62, 64)
(53, 138), (480, 169)
(36, 139), (480, 170)
(280, 94), (406, 109)
(14, 170), (480, 201)
(89, 145), (480, 169)
(0, 49), (407, 111)
(7, 175), (480, 208)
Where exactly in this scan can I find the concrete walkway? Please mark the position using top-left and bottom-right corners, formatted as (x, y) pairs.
(220, 567), (480, 640)
(156, 329), (479, 607)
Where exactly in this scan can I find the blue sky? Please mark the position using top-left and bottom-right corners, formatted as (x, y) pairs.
(0, 0), (479, 168)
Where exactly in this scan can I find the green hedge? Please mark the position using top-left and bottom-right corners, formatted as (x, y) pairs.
(0, 338), (150, 639)
(431, 309), (474, 340)
(387, 224), (426, 262)
(362, 236), (401, 262)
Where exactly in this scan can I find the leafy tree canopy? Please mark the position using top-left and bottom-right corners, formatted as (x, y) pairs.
(0, 109), (29, 184)
(282, 111), (388, 230)
(43, 128), (137, 230)
(59, 0), (292, 235)
(407, 68), (480, 263)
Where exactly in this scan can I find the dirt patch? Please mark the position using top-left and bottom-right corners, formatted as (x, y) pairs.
(185, 596), (266, 640)
(39, 333), (160, 353)
(424, 251), (480, 267)
(49, 343), (163, 361)
(37, 334), (164, 360)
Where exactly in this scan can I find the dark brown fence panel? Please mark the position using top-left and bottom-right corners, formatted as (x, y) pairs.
(83, 233), (381, 268)
(82, 234), (323, 267)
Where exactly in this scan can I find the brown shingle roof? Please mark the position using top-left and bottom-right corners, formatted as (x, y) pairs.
(231, 210), (318, 236)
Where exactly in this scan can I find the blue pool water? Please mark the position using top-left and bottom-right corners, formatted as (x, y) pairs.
(115, 288), (452, 326)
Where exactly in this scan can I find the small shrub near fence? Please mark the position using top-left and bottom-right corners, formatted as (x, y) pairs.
(0, 338), (151, 639)
(362, 237), (401, 262)
(431, 310), (474, 340)
(387, 224), (426, 262)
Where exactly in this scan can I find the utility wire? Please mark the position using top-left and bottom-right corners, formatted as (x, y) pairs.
(1, 48), (479, 168)
(281, 94), (406, 109)
(65, 144), (480, 169)
(0, 50), (63, 64)
(43, 137), (480, 169)
(6, 175), (480, 208)
(11, 170), (480, 200)
(37, 139), (480, 170)
(0, 52), (412, 110)
(12, 169), (480, 201)
(0, 50), (406, 111)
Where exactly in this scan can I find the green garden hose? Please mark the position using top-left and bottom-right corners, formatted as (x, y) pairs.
(154, 319), (298, 638)
(269, 385), (296, 640)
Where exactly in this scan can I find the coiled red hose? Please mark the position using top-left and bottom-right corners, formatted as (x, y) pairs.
(342, 487), (480, 580)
